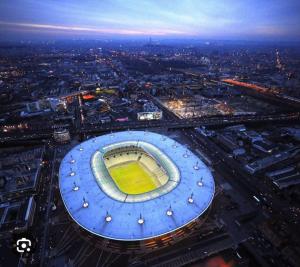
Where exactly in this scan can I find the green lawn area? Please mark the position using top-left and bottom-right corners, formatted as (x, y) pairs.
(108, 161), (158, 194)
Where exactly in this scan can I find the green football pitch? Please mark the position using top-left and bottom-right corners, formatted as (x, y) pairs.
(108, 161), (159, 194)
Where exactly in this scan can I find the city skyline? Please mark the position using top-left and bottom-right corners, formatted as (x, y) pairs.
(0, 0), (300, 41)
(1, 2), (300, 267)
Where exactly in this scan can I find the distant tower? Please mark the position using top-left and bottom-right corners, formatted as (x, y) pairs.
(276, 49), (283, 70)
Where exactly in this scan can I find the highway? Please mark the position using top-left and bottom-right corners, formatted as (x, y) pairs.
(39, 148), (57, 267)
(80, 112), (300, 134)
(1, 112), (299, 143)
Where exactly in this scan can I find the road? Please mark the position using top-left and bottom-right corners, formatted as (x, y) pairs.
(150, 93), (300, 238)
(1, 86), (299, 142)
(39, 148), (57, 267)
(80, 112), (300, 134)
(1, 112), (299, 143)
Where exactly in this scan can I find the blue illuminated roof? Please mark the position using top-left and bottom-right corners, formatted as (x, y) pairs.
(59, 131), (215, 241)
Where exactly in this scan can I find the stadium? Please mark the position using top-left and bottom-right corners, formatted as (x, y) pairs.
(59, 131), (215, 253)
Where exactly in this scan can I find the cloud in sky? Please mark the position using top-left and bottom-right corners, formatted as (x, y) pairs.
(0, 0), (299, 40)
(0, 21), (188, 36)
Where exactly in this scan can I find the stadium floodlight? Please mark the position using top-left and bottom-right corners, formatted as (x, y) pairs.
(138, 213), (144, 225)
(197, 178), (204, 187)
(172, 141), (178, 148)
(73, 182), (79, 191)
(105, 211), (112, 222)
(188, 193), (194, 204)
(193, 161), (199, 170)
(70, 155), (75, 164)
(79, 146), (83, 151)
(70, 171), (75, 176)
(82, 197), (89, 208)
(166, 205), (173, 216)
(183, 150), (189, 158)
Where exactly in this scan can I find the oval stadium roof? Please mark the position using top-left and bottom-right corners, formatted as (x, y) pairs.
(59, 131), (215, 241)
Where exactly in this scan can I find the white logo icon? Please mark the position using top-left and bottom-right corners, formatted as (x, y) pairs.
(16, 238), (32, 253)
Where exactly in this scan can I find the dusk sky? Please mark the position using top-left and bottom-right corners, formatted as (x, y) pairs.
(0, 0), (300, 41)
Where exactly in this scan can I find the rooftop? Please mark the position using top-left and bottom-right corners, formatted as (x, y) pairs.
(59, 131), (215, 241)
(0, 147), (44, 199)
